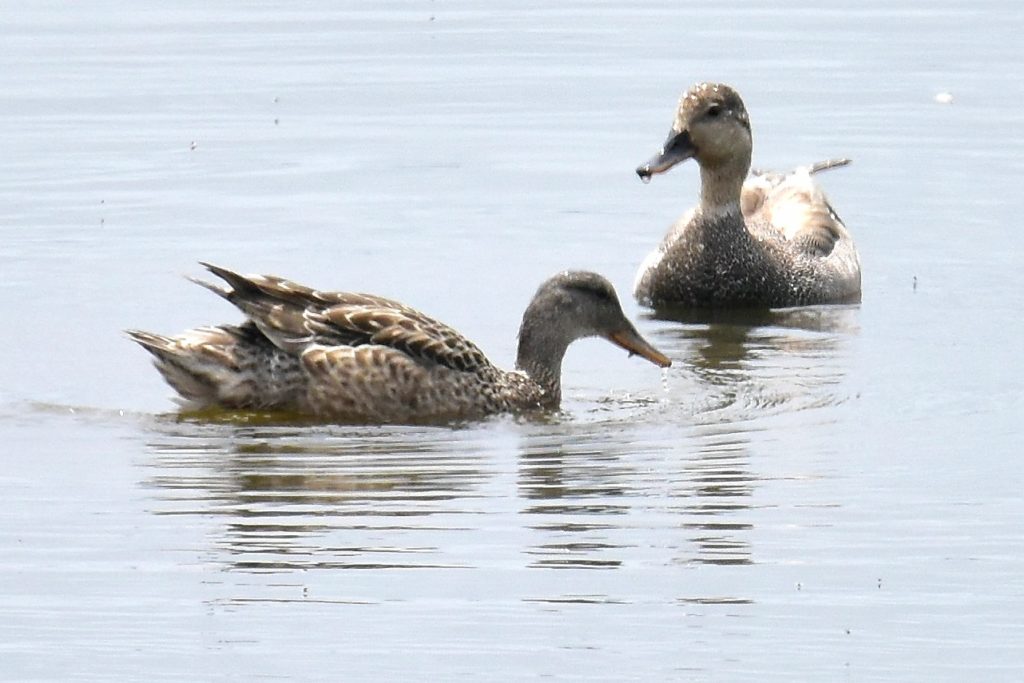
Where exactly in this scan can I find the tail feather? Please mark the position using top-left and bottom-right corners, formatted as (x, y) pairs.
(125, 329), (176, 357)
(807, 157), (851, 175)
(198, 262), (264, 299)
(127, 328), (228, 405)
(127, 324), (302, 409)
(751, 157), (851, 180)
(186, 275), (232, 302)
(194, 263), (316, 355)
(130, 265), (326, 411)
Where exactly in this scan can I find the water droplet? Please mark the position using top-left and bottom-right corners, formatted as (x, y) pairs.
(640, 174), (652, 185)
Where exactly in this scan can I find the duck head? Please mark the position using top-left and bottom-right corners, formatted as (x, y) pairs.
(637, 82), (752, 181)
(516, 271), (670, 401)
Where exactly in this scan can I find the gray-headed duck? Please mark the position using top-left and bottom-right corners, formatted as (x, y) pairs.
(129, 264), (670, 423)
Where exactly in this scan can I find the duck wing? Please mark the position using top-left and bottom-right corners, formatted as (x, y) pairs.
(743, 158), (851, 257)
(197, 263), (493, 373)
(306, 304), (491, 373)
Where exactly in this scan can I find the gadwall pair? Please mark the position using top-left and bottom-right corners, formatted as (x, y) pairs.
(131, 82), (861, 422)
(128, 264), (670, 422)
(634, 82), (862, 308)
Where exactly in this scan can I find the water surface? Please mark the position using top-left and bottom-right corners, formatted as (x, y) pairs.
(1, 2), (1022, 680)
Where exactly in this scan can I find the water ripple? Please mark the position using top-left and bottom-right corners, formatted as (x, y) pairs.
(643, 304), (861, 425)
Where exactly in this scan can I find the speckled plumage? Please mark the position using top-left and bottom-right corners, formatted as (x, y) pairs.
(634, 83), (862, 309)
(128, 265), (670, 423)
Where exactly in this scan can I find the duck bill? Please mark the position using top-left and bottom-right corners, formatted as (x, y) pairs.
(636, 129), (697, 181)
(607, 327), (672, 368)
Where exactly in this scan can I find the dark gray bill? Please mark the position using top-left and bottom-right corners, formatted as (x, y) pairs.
(636, 129), (697, 181)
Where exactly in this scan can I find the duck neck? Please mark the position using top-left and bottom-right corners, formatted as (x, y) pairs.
(515, 314), (569, 407)
(697, 153), (750, 225)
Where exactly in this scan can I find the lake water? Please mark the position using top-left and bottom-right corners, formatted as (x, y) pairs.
(2, 1), (1022, 680)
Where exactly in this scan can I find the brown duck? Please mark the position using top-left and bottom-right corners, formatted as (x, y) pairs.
(128, 264), (670, 422)
(634, 82), (862, 309)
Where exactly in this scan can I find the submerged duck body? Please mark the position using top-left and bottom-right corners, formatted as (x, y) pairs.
(128, 264), (670, 423)
(634, 82), (862, 309)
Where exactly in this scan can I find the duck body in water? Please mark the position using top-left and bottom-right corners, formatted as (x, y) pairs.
(633, 82), (862, 310)
(128, 264), (669, 423)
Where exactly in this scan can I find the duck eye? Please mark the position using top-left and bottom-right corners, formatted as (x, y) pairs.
(706, 104), (722, 119)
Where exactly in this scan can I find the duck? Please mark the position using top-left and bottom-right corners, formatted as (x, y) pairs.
(633, 82), (862, 309)
(128, 263), (671, 423)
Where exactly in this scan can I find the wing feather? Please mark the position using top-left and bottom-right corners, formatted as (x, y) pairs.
(198, 264), (492, 373)
(743, 159), (851, 257)
(312, 306), (491, 372)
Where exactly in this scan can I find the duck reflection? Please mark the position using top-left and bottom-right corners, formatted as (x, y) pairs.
(517, 429), (633, 570)
(653, 304), (858, 571)
(648, 304), (860, 422)
(676, 426), (754, 567)
(518, 423), (756, 573)
(143, 420), (491, 572)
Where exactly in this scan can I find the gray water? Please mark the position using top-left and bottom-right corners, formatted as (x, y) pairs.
(2, 2), (1023, 680)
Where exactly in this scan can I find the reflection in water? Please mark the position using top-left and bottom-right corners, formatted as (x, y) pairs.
(518, 432), (632, 570)
(639, 305), (858, 575)
(648, 305), (860, 424)
(677, 425), (754, 567)
(143, 420), (496, 572)
(516, 421), (754, 581)
(660, 306), (860, 570)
